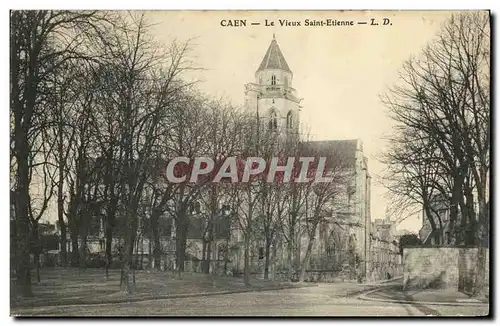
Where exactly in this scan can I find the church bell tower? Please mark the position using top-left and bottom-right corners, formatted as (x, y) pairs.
(244, 34), (301, 138)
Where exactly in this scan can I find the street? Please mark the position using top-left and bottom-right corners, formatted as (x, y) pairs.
(11, 284), (489, 317)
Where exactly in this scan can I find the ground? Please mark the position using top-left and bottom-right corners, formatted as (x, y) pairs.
(10, 269), (489, 317)
(365, 285), (489, 304)
(12, 283), (489, 316)
(10, 268), (312, 308)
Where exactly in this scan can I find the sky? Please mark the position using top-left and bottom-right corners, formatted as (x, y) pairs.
(145, 10), (456, 232)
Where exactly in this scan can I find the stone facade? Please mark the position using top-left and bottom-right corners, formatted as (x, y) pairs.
(238, 36), (372, 280)
(244, 34), (301, 139)
(368, 218), (402, 281)
(403, 247), (489, 292)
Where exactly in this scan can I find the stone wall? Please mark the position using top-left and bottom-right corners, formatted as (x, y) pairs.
(457, 248), (490, 293)
(403, 247), (489, 291)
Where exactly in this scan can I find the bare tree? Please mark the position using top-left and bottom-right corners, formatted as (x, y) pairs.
(382, 12), (490, 295)
(10, 10), (113, 297)
(257, 137), (300, 280)
(297, 149), (348, 283)
(161, 92), (210, 277)
(198, 102), (249, 274)
(27, 134), (57, 283)
(230, 115), (273, 285)
(382, 130), (449, 244)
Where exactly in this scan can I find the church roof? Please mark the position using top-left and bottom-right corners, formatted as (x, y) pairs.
(257, 35), (292, 73)
(300, 139), (360, 168)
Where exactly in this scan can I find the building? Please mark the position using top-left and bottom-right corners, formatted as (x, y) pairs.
(418, 194), (452, 245)
(369, 218), (401, 281)
(38, 35), (373, 279)
(298, 139), (372, 279)
(241, 35), (372, 280)
(244, 34), (301, 138)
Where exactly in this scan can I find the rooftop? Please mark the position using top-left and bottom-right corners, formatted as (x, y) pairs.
(257, 34), (292, 73)
(300, 139), (360, 168)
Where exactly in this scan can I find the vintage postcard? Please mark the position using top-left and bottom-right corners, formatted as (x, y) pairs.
(10, 10), (490, 317)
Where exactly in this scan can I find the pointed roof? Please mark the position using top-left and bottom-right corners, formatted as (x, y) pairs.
(257, 34), (292, 73)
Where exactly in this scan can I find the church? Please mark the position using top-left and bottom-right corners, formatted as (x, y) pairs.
(239, 35), (373, 281)
(43, 35), (373, 281)
(244, 34), (301, 138)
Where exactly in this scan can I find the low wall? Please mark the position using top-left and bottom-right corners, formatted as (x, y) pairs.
(403, 247), (489, 291)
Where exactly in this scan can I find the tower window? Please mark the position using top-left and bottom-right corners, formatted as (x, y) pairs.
(286, 111), (293, 129)
(271, 75), (276, 85)
(268, 110), (278, 131)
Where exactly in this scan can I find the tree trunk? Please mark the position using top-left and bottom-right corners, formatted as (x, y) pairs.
(271, 241), (278, 281)
(201, 237), (208, 273)
(422, 198), (440, 245)
(57, 184), (67, 267)
(105, 197), (117, 277)
(35, 252), (41, 284)
(223, 238), (229, 275)
(120, 261), (134, 293)
(140, 237), (144, 270)
(448, 171), (465, 244)
(121, 216), (136, 293)
(14, 150), (33, 297)
(78, 237), (87, 268)
(243, 235), (250, 286)
(121, 194), (140, 293)
(31, 220), (41, 284)
(57, 120), (67, 267)
(70, 233), (79, 267)
(78, 214), (89, 268)
(295, 236), (301, 275)
(11, 12), (34, 298)
(287, 230), (294, 281)
(287, 245), (293, 281)
(263, 238), (271, 280)
(148, 235), (153, 270)
(205, 224), (213, 274)
(175, 216), (188, 277)
(205, 185), (218, 274)
(68, 191), (81, 267)
(105, 225), (113, 277)
(150, 209), (162, 271)
(299, 237), (315, 283)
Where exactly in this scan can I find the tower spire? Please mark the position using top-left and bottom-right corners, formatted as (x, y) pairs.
(256, 35), (291, 73)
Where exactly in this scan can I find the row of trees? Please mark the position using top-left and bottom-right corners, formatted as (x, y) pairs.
(11, 10), (356, 298)
(229, 133), (352, 285)
(10, 10), (217, 296)
(382, 12), (490, 295)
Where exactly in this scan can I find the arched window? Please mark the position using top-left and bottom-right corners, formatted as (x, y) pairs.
(284, 76), (289, 88)
(259, 76), (263, 84)
(286, 111), (293, 129)
(271, 75), (276, 85)
(268, 110), (278, 131)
